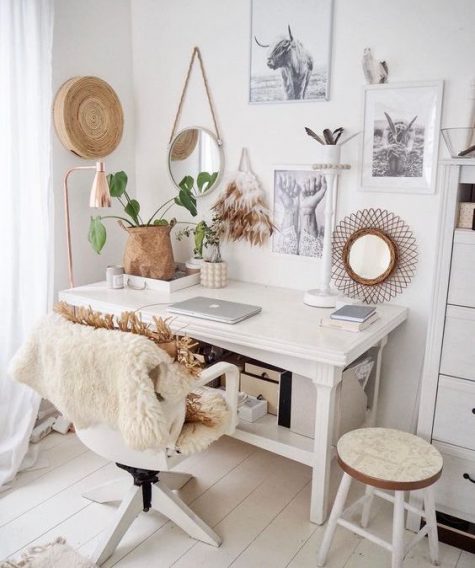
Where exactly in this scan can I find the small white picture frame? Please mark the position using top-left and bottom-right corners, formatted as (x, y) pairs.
(272, 165), (329, 258)
(360, 81), (444, 194)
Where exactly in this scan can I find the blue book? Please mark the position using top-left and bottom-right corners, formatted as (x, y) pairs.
(330, 305), (376, 323)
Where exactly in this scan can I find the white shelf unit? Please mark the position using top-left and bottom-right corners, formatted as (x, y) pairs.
(231, 415), (315, 466)
(231, 406), (376, 469)
(228, 350), (380, 469)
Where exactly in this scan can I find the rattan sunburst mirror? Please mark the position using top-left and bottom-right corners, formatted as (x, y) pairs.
(332, 208), (417, 303)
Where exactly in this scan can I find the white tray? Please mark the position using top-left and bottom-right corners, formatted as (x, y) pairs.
(125, 266), (200, 293)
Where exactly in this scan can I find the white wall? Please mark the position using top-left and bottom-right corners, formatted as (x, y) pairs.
(129, 0), (475, 431)
(52, 0), (135, 294)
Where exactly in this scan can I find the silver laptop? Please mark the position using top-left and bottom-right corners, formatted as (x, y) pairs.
(167, 296), (262, 324)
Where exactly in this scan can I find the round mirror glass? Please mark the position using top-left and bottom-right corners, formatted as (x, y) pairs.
(347, 233), (394, 282)
(168, 127), (222, 197)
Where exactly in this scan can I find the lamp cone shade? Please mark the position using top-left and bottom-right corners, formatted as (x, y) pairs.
(89, 162), (111, 208)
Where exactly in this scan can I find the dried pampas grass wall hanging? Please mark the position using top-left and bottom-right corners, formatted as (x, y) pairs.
(213, 148), (274, 246)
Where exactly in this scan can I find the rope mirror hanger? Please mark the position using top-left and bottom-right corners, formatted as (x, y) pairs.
(169, 46), (222, 146)
(168, 47), (224, 198)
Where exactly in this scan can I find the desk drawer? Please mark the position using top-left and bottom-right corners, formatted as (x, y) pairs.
(433, 443), (475, 524)
(244, 361), (284, 383)
(440, 306), (475, 381)
(433, 375), (475, 451)
(448, 233), (475, 308)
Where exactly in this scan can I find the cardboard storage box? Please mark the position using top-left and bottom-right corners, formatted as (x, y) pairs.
(290, 354), (375, 440)
(240, 372), (279, 415)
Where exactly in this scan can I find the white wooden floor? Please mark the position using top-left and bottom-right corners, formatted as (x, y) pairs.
(0, 433), (473, 568)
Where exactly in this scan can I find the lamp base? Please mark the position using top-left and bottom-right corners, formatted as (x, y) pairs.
(303, 288), (339, 308)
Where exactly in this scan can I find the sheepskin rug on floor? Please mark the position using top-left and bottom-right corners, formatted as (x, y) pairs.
(0, 538), (97, 568)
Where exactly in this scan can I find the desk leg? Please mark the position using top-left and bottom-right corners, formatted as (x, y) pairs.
(367, 337), (388, 427)
(311, 365), (342, 525)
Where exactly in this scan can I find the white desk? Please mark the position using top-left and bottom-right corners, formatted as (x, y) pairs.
(59, 280), (408, 524)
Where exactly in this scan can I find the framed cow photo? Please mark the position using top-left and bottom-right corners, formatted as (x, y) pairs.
(250, 0), (334, 104)
(361, 81), (444, 194)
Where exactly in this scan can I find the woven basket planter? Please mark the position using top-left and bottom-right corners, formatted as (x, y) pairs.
(123, 225), (175, 280)
(200, 261), (227, 289)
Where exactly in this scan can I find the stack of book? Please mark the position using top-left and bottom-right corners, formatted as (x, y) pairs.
(320, 305), (378, 332)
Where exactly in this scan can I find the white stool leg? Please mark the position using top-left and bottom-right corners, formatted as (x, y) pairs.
(361, 485), (375, 528)
(392, 491), (405, 568)
(423, 486), (440, 566)
(317, 472), (353, 567)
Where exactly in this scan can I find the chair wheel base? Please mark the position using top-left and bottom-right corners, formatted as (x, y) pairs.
(90, 463), (221, 565)
(116, 463), (159, 512)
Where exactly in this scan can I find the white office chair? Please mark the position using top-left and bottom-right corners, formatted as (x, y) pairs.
(76, 361), (239, 566)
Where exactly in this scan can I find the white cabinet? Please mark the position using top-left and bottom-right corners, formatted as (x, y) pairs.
(440, 306), (475, 381)
(433, 442), (475, 524)
(414, 160), (475, 529)
(447, 230), (475, 308)
(433, 376), (475, 451)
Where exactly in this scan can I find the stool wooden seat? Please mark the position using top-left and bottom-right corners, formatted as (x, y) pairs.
(317, 428), (443, 568)
(338, 428), (443, 491)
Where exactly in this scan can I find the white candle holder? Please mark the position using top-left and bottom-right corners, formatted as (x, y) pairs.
(304, 162), (351, 309)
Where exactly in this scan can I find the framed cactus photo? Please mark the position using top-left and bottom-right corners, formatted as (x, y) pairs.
(361, 81), (443, 193)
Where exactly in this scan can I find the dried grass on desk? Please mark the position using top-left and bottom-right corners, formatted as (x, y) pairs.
(54, 302), (202, 376)
(54, 303), (217, 428)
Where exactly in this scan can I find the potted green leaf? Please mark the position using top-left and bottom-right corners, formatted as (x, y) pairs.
(176, 220), (208, 274)
(88, 171), (197, 280)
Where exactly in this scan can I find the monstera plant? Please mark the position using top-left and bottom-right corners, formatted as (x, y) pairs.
(88, 171), (197, 254)
(89, 171), (198, 281)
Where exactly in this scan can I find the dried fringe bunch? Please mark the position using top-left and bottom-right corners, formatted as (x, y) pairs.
(54, 302), (218, 427)
(54, 302), (201, 376)
(185, 392), (216, 426)
(213, 171), (274, 247)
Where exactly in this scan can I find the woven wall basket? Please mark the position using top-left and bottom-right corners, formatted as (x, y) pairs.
(53, 76), (124, 159)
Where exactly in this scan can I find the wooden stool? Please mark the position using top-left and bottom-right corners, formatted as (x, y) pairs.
(317, 428), (443, 568)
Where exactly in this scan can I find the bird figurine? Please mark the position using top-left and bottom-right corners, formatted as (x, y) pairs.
(362, 48), (388, 84)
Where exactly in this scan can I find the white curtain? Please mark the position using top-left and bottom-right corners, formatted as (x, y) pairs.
(0, 0), (54, 488)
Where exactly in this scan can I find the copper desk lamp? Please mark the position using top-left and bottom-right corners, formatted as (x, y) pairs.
(64, 162), (111, 288)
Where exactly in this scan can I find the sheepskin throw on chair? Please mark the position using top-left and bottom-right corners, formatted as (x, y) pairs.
(9, 308), (230, 455)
